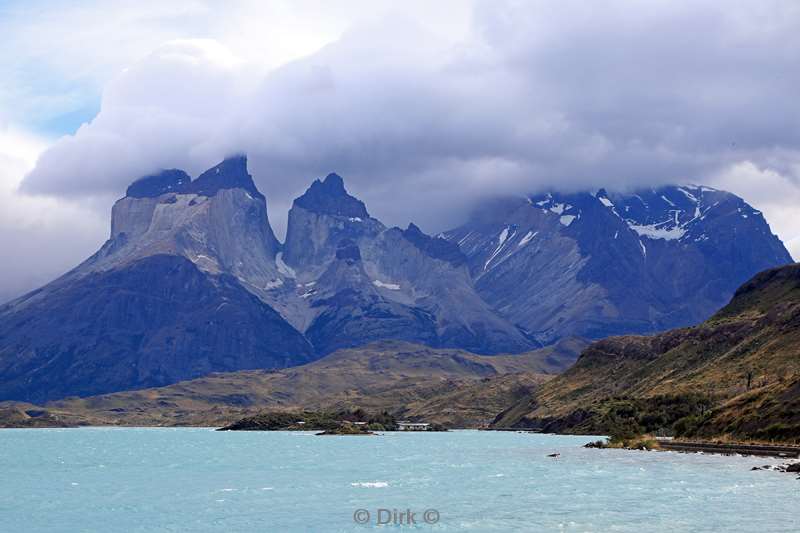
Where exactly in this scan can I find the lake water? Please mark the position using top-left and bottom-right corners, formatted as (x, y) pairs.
(0, 428), (797, 532)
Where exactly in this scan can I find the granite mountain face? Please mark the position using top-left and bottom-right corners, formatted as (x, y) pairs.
(443, 186), (792, 344)
(0, 157), (792, 402)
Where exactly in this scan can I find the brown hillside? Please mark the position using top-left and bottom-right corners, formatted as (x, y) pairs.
(493, 264), (800, 443)
(0, 338), (585, 428)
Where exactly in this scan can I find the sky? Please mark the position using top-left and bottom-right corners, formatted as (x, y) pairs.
(1, 0), (799, 302)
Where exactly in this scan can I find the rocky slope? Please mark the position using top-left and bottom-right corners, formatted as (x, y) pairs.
(444, 186), (793, 343)
(492, 264), (800, 442)
(0, 339), (586, 428)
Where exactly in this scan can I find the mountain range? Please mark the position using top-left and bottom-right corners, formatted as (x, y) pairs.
(0, 156), (792, 402)
(445, 185), (792, 343)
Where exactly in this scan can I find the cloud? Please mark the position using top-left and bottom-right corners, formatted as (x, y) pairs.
(3, 0), (800, 299)
(0, 0), (472, 136)
(0, 128), (107, 302)
(711, 159), (800, 260)
(23, 39), (250, 198)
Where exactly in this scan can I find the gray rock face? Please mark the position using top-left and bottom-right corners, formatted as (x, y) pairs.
(283, 173), (385, 272)
(444, 185), (793, 343)
(100, 157), (281, 292)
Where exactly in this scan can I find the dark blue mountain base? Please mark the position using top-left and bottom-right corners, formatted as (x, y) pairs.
(0, 255), (314, 403)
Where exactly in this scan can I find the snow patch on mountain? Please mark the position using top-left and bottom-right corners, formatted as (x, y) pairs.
(275, 252), (296, 278)
(628, 222), (686, 241)
(677, 187), (698, 203)
(264, 278), (284, 290)
(560, 215), (576, 227)
(484, 226), (516, 270)
(519, 231), (538, 247)
(372, 279), (401, 290)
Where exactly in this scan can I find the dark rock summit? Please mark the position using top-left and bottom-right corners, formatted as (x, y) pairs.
(124, 155), (263, 200)
(282, 173), (383, 269)
(126, 169), (191, 198)
(293, 172), (368, 218)
(186, 155), (264, 200)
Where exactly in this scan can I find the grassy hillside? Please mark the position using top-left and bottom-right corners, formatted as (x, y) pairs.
(0, 338), (585, 428)
(493, 264), (800, 443)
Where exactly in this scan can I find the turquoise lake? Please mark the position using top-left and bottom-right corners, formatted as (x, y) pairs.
(0, 428), (797, 532)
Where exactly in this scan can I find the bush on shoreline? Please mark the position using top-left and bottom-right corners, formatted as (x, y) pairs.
(585, 434), (661, 451)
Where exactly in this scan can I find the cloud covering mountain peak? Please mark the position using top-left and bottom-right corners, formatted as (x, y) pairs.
(18, 1), (800, 239)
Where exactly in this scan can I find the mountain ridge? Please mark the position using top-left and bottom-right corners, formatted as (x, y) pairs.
(0, 156), (793, 403)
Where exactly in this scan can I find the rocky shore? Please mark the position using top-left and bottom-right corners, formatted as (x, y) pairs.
(217, 409), (397, 432)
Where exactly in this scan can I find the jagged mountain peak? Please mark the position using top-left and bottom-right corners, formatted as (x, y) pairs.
(283, 172), (384, 269)
(293, 172), (369, 218)
(323, 172), (345, 189)
(189, 154), (264, 200)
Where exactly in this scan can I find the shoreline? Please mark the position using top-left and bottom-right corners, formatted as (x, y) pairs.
(656, 440), (800, 458)
(2, 424), (799, 455)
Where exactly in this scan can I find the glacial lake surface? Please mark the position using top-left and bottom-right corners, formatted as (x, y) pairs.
(0, 428), (797, 532)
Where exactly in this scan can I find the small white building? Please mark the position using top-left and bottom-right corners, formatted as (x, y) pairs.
(397, 421), (430, 431)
